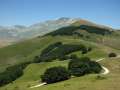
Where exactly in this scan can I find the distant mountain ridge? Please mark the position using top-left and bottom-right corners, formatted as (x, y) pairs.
(0, 17), (78, 41)
(0, 17), (117, 47)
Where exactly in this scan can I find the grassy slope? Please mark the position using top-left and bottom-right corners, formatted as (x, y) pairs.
(0, 35), (120, 90)
(0, 35), (115, 72)
(0, 60), (68, 90)
(0, 36), (57, 72)
(1, 20), (120, 72)
(1, 20), (120, 90)
(1, 57), (120, 90)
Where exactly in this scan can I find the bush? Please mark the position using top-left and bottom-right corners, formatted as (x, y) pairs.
(68, 57), (102, 76)
(108, 53), (117, 57)
(41, 66), (71, 84)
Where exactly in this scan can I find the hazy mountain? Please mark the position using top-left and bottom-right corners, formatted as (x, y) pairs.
(0, 17), (80, 47)
(0, 17), (117, 47)
(18, 17), (79, 39)
(0, 17), (78, 40)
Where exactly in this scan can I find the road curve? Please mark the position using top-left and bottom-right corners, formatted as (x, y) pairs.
(101, 66), (110, 75)
(96, 58), (110, 75)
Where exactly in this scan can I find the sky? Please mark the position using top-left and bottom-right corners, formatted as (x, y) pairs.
(0, 0), (120, 28)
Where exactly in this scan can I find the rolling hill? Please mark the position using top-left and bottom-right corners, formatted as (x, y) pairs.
(47, 21), (120, 49)
(0, 18), (120, 90)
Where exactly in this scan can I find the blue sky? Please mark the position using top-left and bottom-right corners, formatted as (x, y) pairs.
(0, 0), (120, 28)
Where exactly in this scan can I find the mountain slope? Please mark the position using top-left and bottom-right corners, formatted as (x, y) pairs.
(0, 18), (120, 90)
(0, 36), (120, 90)
(47, 20), (120, 49)
(0, 18), (120, 72)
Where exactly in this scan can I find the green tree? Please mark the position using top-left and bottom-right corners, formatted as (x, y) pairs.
(41, 66), (71, 84)
(68, 57), (102, 76)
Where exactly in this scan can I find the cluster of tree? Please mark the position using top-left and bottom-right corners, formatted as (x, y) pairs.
(72, 31), (90, 39)
(79, 25), (112, 35)
(41, 57), (102, 84)
(41, 66), (71, 84)
(40, 42), (62, 56)
(0, 62), (30, 86)
(33, 42), (63, 63)
(46, 25), (112, 36)
(46, 26), (79, 36)
(33, 42), (92, 62)
(68, 57), (102, 76)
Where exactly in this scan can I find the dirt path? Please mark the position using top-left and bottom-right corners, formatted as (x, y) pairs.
(30, 82), (46, 88)
(96, 58), (110, 75)
(101, 66), (110, 75)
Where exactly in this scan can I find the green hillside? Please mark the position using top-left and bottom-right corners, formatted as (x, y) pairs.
(1, 57), (120, 90)
(47, 22), (120, 50)
(0, 20), (120, 90)
(0, 35), (112, 72)
(0, 36), (54, 72)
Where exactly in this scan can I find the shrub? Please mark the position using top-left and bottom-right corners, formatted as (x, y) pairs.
(108, 52), (117, 57)
(41, 66), (71, 84)
(68, 57), (102, 76)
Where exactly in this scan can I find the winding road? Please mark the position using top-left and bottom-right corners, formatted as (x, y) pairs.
(30, 58), (110, 88)
(96, 58), (110, 75)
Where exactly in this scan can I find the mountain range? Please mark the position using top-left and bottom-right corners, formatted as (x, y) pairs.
(0, 17), (118, 47)
(0, 18), (78, 45)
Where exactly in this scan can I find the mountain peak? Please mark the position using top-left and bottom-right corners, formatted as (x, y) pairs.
(58, 17), (70, 21)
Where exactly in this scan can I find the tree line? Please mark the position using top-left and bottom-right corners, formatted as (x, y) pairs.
(46, 25), (112, 36)
(33, 42), (92, 62)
